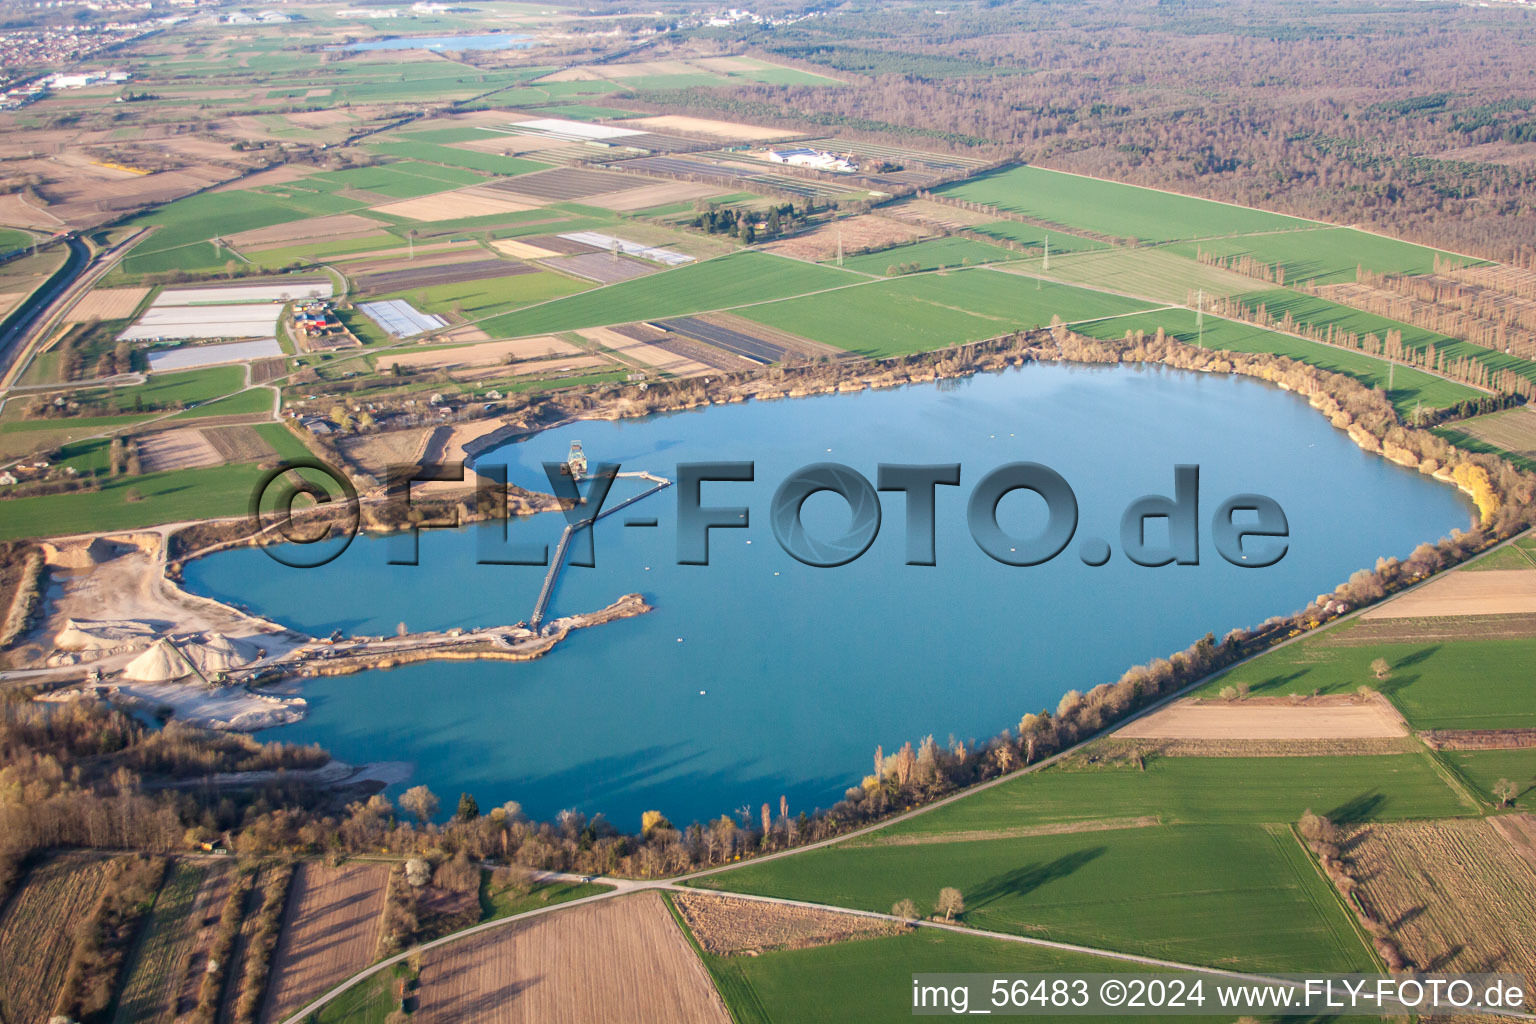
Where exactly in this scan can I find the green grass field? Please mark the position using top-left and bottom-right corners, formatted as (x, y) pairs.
(382, 269), (591, 319)
(677, 915), (1213, 1024)
(0, 422), (312, 541)
(1447, 749), (1536, 810)
(691, 823), (1374, 973)
(477, 875), (611, 921)
(367, 141), (549, 178)
(1003, 246), (1260, 303)
(1462, 541), (1536, 570)
(170, 387), (275, 420)
(936, 166), (1313, 243)
(66, 366), (247, 413)
(480, 252), (860, 338)
(837, 237), (1013, 274)
(739, 268), (1154, 358)
(1071, 307), (1481, 413)
(965, 221), (1108, 254)
(1195, 627), (1536, 731)
(246, 234), (398, 270)
(872, 754), (1469, 839)
(1162, 226), (1454, 285)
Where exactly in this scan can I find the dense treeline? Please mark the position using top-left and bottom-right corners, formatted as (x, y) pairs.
(630, 0), (1536, 261)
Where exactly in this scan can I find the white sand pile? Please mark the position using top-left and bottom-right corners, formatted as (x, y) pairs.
(121, 639), (195, 683)
(183, 632), (259, 675)
(55, 618), (159, 651)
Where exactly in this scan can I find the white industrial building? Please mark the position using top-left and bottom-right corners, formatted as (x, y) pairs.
(765, 147), (859, 173)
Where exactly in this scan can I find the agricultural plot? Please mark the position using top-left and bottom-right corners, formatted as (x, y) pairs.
(65, 286), (151, 322)
(692, 823), (1376, 973)
(672, 891), (902, 955)
(484, 167), (643, 202)
(935, 165), (1314, 243)
(547, 251), (657, 283)
(837, 236), (1012, 274)
(481, 252), (859, 338)
(383, 335), (583, 372)
(1238, 288), (1536, 385)
(260, 862), (390, 1024)
(137, 427), (224, 471)
(1359, 568), (1536, 618)
(1070, 307), (1482, 414)
(1345, 820), (1536, 977)
(369, 190), (531, 222)
(413, 893), (727, 1024)
(1195, 627), (1536, 730)
(0, 422), (313, 541)
(999, 246), (1261, 304)
(583, 326), (716, 377)
(1449, 748), (1536, 809)
(658, 316), (802, 364)
(0, 853), (115, 1024)
(147, 339), (285, 371)
(689, 923), (1214, 1024)
(1162, 226), (1454, 285)
(967, 220), (1110, 255)
(1114, 696), (1409, 746)
(359, 300), (447, 336)
(122, 304), (282, 343)
(1436, 404), (1536, 470)
(368, 140), (550, 177)
(112, 860), (222, 1024)
(357, 257), (536, 294)
(739, 267), (1154, 358)
(392, 270), (592, 320)
(762, 214), (926, 262)
(873, 754), (1468, 840)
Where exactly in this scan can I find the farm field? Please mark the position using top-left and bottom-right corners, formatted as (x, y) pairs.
(691, 823), (1376, 973)
(1193, 627), (1536, 730)
(935, 165), (1314, 243)
(1162, 225), (1455, 285)
(1238, 288), (1536, 385)
(868, 753), (1469, 839)
(112, 859), (219, 1024)
(0, 853), (116, 1024)
(1343, 819), (1536, 976)
(967, 220), (1110, 254)
(384, 269), (592, 319)
(836, 236), (1012, 274)
(1448, 748), (1536, 809)
(1000, 245), (1263, 303)
(260, 862), (390, 1024)
(480, 252), (859, 338)
(1434, 404), (1536, 471)
(0, 422), (313, 541)
(1359, 567), (1536, 618)
(682, 921), (1212, 1024)
(1071, 306), (1482, 413)
(412, 892), (727, 1023)
(739, 268), (1154, 358)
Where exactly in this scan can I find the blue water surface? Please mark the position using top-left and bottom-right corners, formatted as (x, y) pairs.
(184, 363), (1472, 828)
(333, 33), (536, 52)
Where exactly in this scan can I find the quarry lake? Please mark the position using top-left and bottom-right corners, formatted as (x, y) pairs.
(184, 363), (1473, 828)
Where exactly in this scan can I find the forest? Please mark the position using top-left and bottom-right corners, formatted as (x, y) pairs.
(633, 0), (1536, 261)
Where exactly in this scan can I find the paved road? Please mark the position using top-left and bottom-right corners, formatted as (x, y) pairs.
(0, 234), (88, 384)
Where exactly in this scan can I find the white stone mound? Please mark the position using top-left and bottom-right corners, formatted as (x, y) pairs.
(55, 618), (158, 651)
(122, 639), (194, 682)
